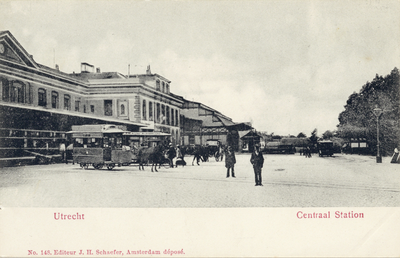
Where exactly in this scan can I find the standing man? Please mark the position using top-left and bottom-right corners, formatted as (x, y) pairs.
(59, 141), (67, 164)
(225, 146), (236, 178)
(166, 143), (176, 168)
(250, 143), (264, 186)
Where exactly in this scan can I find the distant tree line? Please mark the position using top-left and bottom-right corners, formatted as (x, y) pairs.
(336, 67), (400, 156)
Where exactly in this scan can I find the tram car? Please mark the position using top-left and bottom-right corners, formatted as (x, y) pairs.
(317, 140), (334, 157)
(263, 142), (295, 154)
(68, 124), (133, 170)
(68, 124), (171, 170)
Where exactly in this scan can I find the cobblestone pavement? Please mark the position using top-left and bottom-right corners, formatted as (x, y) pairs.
(0, 153), (399, 207)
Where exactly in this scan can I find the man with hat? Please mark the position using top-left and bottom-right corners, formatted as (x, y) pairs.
(250, 143), (264, 186)
(225, 146), (236, 178)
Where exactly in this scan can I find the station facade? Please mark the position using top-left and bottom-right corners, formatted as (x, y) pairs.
(0, 31), (182, 162)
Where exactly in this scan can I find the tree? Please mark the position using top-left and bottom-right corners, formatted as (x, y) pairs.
(297, 132), (307, 138)
(322, 130), (333, 140)
(337, 67), (400, 156)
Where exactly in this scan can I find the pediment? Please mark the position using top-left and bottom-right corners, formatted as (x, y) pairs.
(0, 31), (38, 68)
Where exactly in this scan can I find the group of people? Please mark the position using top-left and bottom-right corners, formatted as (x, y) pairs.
(224, 144), (265, 186)
(179, 143), (265, 187)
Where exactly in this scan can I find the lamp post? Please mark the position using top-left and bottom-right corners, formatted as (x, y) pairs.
(373, 106), (383, 163)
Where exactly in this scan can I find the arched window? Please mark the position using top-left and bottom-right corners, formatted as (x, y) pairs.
(120, 104), (125, 115)
(64, 94), (71, 110)
(142, 100), (147, 120)
(51, 91), (58, 108)
(38, 88), (46, 107)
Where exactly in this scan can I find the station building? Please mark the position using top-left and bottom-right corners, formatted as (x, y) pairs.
(0, 31), (182, 163)
(180, 99), (255, 151)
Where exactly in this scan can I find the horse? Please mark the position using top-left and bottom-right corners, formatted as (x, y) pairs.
(137, 144), (167, 172)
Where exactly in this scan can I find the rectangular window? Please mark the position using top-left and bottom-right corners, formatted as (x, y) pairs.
(75, 100), (80, 112)
(166, 106), (170, 125)
(142, 100), (147, 120)
(156, 103), (160, 123)
(149, 102), (153, 121)
(104, 100), (113, 116)
(11, 82), (25, 104)
(161, 104), (165, 124)
(171, 108), (175, 126)
(90, 105), (95, 113)
(1, 80), (9, 102)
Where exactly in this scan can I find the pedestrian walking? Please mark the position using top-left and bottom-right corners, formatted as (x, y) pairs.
(225, 146), (236, 178)
(250, 144), (264, 186)
(192, 145), (203, 166)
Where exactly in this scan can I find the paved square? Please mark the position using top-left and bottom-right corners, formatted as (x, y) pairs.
(0, 154), (399, 207)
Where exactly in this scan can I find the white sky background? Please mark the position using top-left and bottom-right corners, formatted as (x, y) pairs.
(1, 0), (399, 136)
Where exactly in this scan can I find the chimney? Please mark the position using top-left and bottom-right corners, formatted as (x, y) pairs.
(55, 64), (59, 71)
(81, 62), (94, 73)
(96, 67), (101, 73)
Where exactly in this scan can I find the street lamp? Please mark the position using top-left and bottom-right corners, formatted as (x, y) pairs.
(373, 106), (383, 163)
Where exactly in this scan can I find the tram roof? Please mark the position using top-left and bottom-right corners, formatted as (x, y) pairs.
(123, 132), (171, 136)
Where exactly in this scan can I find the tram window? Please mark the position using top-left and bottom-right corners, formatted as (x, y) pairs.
(74, 138), (84, 147)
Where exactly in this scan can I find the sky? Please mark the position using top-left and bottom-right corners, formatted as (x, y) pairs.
(1, 0), (399, 136)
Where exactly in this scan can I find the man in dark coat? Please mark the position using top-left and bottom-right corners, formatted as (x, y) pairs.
(250, 144), (264, 186)
(225, 146), (236, 178)
(166, 143), (176, 168)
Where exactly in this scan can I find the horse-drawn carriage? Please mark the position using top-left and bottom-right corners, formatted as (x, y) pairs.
(67, 124), (171, 170)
